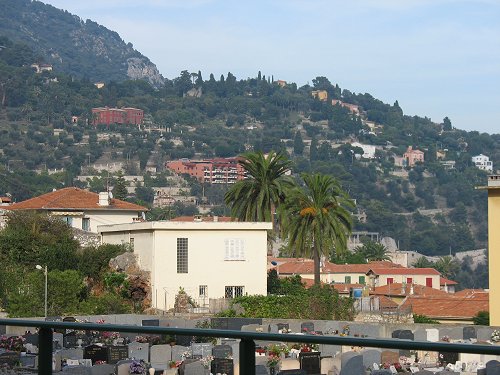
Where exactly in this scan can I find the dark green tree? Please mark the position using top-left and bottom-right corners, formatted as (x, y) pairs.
(113, 173), (128, 200)
(293, 131), (305, 156)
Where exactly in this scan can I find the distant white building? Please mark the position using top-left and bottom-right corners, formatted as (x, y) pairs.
(351, 142), (377, 159)
(472, 154), (493, 172)
(99, 216), (271, 311)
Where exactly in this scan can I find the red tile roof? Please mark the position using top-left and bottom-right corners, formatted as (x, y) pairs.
(371, 283), (448, 297)
(440, 277), (458, 286)
(278, 261), (315, 274)
(7, 187), (147, 211)
(401, 293), (489, 320)
(368, 267), (440, 275)
(170, 216), (234, 222)
(454, 289), (489, 297)
(324, 261), (401, 273)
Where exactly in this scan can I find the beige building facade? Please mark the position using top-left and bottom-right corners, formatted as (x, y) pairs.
(485, 175), (500, 325)
(98, 219), (272, 311)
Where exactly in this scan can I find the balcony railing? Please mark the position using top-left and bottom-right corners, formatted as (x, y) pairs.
(0, 318), (499, 375)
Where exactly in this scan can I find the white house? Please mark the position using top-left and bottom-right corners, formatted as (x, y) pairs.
(351, 142), (377, 159)
(472, 154), (493, 172)
(98, 216), (272, 311)
(6, 187), (147, 233)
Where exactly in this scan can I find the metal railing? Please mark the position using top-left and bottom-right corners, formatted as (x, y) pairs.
(1, 318), (499, 375)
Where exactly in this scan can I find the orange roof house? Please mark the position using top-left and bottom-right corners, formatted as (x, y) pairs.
(400, 292), (489, 324)
(6, 187), (147, 233)
(403, 146), (425, 167)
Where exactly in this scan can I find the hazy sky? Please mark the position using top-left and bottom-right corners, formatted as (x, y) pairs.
(42, 0), (499, 134)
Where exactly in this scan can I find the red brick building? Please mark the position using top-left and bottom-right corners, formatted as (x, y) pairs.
(166, 158), (246, 184)
(91, 107), (144, 126)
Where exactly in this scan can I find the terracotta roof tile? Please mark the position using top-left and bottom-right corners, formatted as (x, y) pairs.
(454, 289), (488, 297)
(371, 283), (448, 297)
(401, 294), (489, 319)
(7, 187), (147, 211)
(278, 261), (315, 274)
(368, 267), (440, 275)
(440, 277), (458, 286)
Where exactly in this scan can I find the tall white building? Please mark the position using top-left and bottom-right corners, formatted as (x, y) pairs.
(98, 216), (271, 311)
(472, 154), (493, 172)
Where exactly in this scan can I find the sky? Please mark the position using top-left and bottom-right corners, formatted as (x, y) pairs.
(42, 0), (500, 134)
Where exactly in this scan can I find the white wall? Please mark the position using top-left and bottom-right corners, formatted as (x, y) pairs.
(99, 221), (271, 311)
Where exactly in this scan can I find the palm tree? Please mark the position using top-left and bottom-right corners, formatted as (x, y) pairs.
(355, 241), (391, 261)
(435, 256), (460, 279)
(413, 256), (434, 268)
(280, 173), (353, 285)
(224, 150), (293, 226)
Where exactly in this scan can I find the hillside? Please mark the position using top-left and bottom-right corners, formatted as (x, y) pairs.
(0, 32), (497, 260)
(0, 0), (164, 86)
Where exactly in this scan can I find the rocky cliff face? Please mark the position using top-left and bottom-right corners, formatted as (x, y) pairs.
(127, 57), (165, 88)
(0, 0), (165, 87)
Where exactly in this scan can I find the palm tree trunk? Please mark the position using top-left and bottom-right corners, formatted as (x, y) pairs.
(313, 241), (321, 285)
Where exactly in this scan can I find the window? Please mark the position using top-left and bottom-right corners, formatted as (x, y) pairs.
(426, 277), (433, 287)
(406, 277), (413, 284)
(345, 276), (351, 284)
(82, 218), (90, 231)
(199, 285), (208, 297)
(387, 278), (394, 284)
(225, 286), (244, 298)
(177, 238), (188, 273)
(224, 239), (245, 261)
(358, 276), (365, 285)
(62, 216), (73, 226)
(130, 237), (135, 250)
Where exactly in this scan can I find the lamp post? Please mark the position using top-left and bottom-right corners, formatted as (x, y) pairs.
(35, 265), (48, 318)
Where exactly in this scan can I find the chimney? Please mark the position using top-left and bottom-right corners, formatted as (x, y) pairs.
(213, 216), (219, 222)
(194, 215), (202, 222)
(98, 192), (110, 206)
(409, 284), (414, 295)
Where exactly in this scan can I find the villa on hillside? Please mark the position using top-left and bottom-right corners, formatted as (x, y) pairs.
(5, 187), (147, 233)
(403, 146), (425, 167)
(472, 154), (493, 172)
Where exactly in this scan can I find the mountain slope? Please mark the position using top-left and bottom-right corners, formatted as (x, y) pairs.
(0, 0), (165, 87)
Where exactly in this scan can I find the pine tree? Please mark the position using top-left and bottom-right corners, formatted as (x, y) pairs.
(113, 173), (128, 200)
(293, 131), (304, 156)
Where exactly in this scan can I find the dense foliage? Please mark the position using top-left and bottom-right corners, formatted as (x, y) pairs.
(0, 33), (495, 258)
(0, 211), (132, 316)
(224, 274), (354, 320)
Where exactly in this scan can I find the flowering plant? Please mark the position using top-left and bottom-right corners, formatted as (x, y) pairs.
(491, 330), (500, 343)
(181, 349), (192, 359)
(100, 331), (120, 345)
(300, 343), (319, 352)
(267, 354), (281, 367)
(129, 359), (146, 374)
(0, 335), (26, 352)
(267, 343), (289, 356)
(201, 355), (213, 369)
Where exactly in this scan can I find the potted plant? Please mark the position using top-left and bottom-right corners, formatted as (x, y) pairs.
(267, 355), (281, 375)
(168, 360), (177, 368)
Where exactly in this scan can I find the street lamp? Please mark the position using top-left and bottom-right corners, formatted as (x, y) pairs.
(35, 265), (48, 319)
